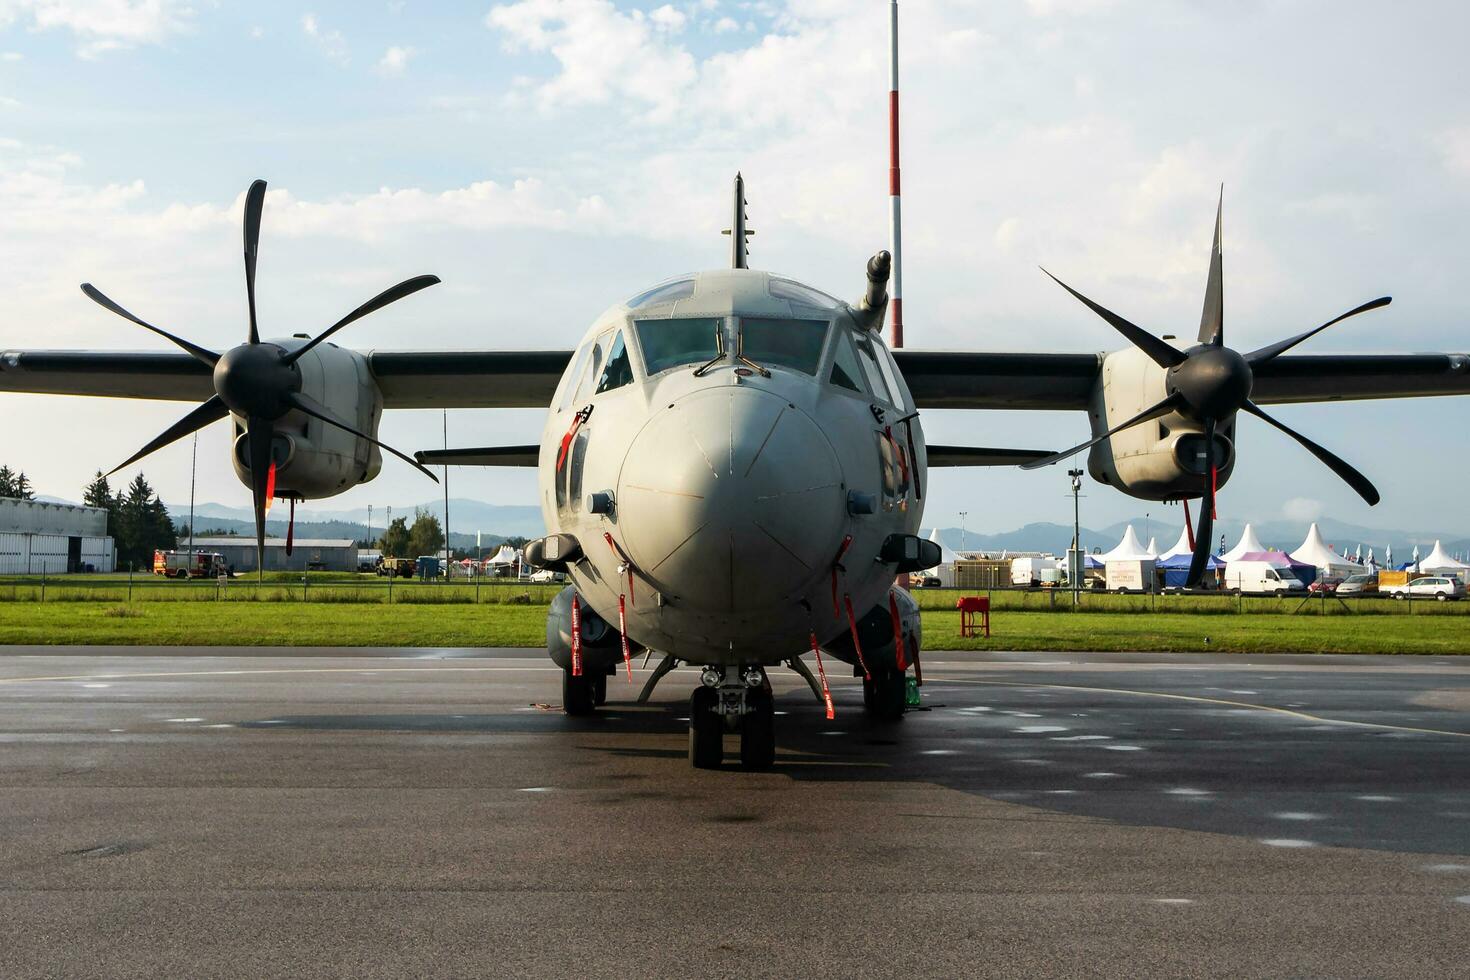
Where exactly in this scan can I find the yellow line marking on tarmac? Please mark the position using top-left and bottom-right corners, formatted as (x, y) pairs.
(926, 675), (1470, 739)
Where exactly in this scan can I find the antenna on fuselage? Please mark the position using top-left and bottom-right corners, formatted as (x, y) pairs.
(722, 172), (753, 269)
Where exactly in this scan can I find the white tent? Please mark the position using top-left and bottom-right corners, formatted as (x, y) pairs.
(486, 544), (519, 566)
(1100, 524), (1153, 561)
(1290, 523), (1363, 579)
(1420, 540), (1469, 576)
(1221, 523), (1266, 563)
(1145, 536), (1159, 558)
(925, 527), (957, 566)
(1160, 526), (1194, 561)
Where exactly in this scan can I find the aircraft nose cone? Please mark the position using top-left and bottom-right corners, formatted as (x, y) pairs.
(618, 386), (845, 613)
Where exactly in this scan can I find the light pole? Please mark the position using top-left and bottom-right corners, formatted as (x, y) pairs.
(959, 510), (968, 556)
(1068, 468), (1084, 606)
(367, 504), (373, 550)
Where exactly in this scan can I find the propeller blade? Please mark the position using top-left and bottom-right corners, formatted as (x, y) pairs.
(286, 391), (440, 483)
(245, 418), (275, 580)
(282, 275), (441, 366)
(107, 395), (228, 477)
(1186, 418), (1216, 588)
(1040, 268), (1186, 369)
(1197, 187), (1223, 346)
(1242, 401), (1380, 505)
(1245, 296), (1391, 365)
(243, 179), (266, 345)
(1021, 391), (1185, 470)
(80, 284), (220, 367)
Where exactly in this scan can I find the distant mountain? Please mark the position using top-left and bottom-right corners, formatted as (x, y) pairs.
(925, 516), (1470, 560)
(165, 497), (545, 541)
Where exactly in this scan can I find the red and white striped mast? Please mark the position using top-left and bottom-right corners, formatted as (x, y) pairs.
(887, 0), (905, 348)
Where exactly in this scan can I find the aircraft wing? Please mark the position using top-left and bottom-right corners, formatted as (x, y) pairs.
(0, 349), (572, 408)
(894, 350), (1470, 410)
(7, 347), (1470, 410)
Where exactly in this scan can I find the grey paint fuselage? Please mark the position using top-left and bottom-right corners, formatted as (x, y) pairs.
(539, 269), (924, 666)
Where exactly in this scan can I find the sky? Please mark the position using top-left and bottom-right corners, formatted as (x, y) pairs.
(2, 0), (1469, 537)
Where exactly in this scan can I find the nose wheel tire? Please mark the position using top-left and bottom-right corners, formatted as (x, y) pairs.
(563, 670), (597, 716)
(689, 687), (723, 769)
(864, 668), (907, 721)
(593, 673), (608, 705)
(740, 689), (776, 771)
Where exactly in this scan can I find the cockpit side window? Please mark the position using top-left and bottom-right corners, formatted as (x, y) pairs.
(829, 330), (866, 394)
(738, 318), (828, 375)
(556, 340), (594, 412)
(595, 331), (635, 394)
(853, 330), (896, 404)
(572, 334), (607, 405)
(635, 317), (723, 375)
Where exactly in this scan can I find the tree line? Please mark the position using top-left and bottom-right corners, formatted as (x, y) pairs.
(0, 466), (35, 500)
(82, 471), (177, 570)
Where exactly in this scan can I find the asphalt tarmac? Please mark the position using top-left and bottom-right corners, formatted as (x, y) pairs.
(1, 646), (1467, 979)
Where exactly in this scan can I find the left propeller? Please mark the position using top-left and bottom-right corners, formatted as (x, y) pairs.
(83, 179), (441, 578)
(1024, 191), (1390, 588)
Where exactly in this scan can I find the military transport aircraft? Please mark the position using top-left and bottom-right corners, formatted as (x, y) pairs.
(4, 176), (1469, 769)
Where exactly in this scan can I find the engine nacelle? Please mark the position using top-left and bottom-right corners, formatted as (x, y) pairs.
(1086, 347), (1236, 502)
(546, 585), (644, 673)
(229, 339), (383, 500)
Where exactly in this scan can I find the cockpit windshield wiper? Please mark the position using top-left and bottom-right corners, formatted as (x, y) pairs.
(692, 321), (727, 377)
(734, 327), (772, 378)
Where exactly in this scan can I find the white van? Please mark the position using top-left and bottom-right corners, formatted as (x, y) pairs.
(1225, 560), (1306, 595)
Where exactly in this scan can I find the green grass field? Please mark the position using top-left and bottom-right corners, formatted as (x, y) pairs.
(2, 584), (1469, 653)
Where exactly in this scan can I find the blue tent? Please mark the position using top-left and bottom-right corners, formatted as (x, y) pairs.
(1157, 552), (1223, 588)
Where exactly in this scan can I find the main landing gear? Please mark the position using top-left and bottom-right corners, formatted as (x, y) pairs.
(688, 666), (775, 771)
(562, 669), (608, 716)
(862, 666), (907, 721)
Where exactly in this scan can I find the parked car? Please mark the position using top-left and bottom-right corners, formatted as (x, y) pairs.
(1307, 576), (1343, 594)
(1386, 576), (1465, 601)
(1335, 573), (1378, 597)
(1224, 560), (1306, 595)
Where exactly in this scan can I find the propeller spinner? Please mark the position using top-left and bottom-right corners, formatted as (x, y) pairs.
(83, 179), (441, 578)
(1025, 192), (1390, 588)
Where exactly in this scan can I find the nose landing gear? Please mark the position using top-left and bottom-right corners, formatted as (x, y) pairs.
(688, 666), (776, 771)
(862, 666), (908, 720)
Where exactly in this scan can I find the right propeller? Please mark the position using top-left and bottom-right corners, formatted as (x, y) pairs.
(81, 179), (441, 578)
(1024, 191), (1391, 588)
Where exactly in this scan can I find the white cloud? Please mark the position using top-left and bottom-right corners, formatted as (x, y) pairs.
(1436, 127), (1470, 179)
(1283, 497), (1324, 522)
(376, 44), (417, 77)
(649, 4), (684, 32)
(0, 0), (194, 57)
(712, 16), (737, 33)
(485, 0), (697, 121)
(302, 12), (348, 66)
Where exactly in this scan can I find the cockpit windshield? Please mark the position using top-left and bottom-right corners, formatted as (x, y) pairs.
(738, 318), (829, 375)
(635, 317), (722, 375)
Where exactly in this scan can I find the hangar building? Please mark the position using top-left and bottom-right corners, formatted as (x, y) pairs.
(190, 536), (359, 573)
(0, 497), (116, 574)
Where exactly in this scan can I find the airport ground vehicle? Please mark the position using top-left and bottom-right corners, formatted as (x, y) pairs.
(375, 557), (416, 578)
(1335, 572), (1378, 597)
(1225, 560), (1306, 594)
(1383, 575), (1465, 601)
(152, 549), (226, 579)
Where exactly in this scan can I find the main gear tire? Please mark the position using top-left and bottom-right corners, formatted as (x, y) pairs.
(689, 686), (723, 769)
(563, 669), (596, 716)
(740, 689), (776, 771)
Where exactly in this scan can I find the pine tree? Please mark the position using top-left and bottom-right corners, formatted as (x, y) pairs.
(13, 472), (34, 499)
(82, 471), (123, 542)
(113, 473), (176, 569)
(0, 465), (15, 498)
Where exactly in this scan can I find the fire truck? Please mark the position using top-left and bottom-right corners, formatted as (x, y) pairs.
(153, 549), (227, 579)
